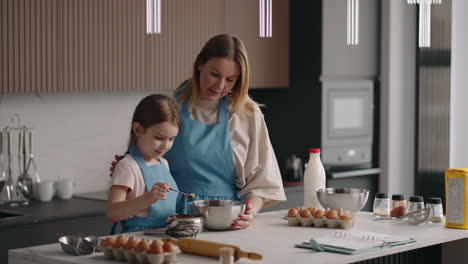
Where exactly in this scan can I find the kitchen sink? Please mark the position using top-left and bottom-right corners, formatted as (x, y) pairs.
(0, 211), (23, 219)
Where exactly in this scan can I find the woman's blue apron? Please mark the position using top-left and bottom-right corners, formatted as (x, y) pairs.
(165, 95), (240, 214)
(111, 145), (179, 234)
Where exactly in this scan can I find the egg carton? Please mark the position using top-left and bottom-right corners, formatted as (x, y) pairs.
(286, 216), (356, 229)
(100, 245), (179, 264)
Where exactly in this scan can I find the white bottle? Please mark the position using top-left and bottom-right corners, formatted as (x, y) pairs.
(303, 148), (326, 209)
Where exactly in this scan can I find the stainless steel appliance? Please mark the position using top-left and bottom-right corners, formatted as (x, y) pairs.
(321, 80), (374, 169)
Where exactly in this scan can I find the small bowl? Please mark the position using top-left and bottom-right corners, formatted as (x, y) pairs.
(58, 236), (94, 256)
(316, 188), (369, 212)
(166, 214), (203, 237)
(189, 200), (245, 231)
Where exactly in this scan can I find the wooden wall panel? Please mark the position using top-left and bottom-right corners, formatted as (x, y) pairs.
(0, 0), (288, 93)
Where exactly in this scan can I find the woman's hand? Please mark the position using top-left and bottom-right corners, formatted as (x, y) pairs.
(232, 196), (263, 229)
(145, 182), (170, 203)
(109, 155), (122, 177)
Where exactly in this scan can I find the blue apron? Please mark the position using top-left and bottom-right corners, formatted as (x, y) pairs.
(165, 95), (240, 214)
(111, 145), (179, 234)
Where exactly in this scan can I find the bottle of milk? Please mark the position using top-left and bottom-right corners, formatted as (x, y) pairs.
(303, 148), (326, 209)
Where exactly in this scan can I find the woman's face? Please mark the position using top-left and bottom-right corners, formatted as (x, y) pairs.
(198, 57), (241, 101)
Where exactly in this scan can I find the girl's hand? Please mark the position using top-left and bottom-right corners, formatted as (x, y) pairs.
(232, 200), (255, 230)
(109, 155), (123, 177)
(146, 182), (170, 203)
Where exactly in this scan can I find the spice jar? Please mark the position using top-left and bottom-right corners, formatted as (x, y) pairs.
(408, 196), (425, 213)
(426, 197), (443, 223)
(391, 194), (407, 218)
(373, 192), (390, 217)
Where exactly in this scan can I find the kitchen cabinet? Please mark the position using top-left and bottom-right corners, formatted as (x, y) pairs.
(224, 0), (289, 88)
(0, 198), (109, 263)
(0, 0), (288, 93)
(321, 0), (380, 80)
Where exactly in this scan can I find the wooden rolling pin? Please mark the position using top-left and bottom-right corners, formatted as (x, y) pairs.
(166, 238), (263, 261)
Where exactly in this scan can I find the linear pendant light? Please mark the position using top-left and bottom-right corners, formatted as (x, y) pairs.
(346, 0), (359, 45)
(407, 0), (442, 47)
(146, 0), (161, 34)
(259, 0), (272, 38)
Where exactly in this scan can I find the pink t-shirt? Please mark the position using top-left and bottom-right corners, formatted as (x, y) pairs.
(110, 154), (170, 217)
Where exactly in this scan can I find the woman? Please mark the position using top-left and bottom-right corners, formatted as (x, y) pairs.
(112, 34), (286, 229)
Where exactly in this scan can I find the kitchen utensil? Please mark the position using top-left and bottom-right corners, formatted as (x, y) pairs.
(17, 130), (33, 198)
(373, 208), (431, 225)
(167, 238), (262, 261)
(316, 188), (369, 212)
(189, 200), (245, 231)
(166, 214), (203, 238)
(58, 235), (94, 256)
(169, 187), (195, 199)
(82, 235), (102, 252)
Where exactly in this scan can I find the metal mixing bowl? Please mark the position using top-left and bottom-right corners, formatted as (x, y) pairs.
(316, 188), (369, 212)
(189, 200), (245, 231)
(58, 235), (94, 256)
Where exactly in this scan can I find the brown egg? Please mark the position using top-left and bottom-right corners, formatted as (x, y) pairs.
(102, 237), (115, 248)
(288, 208), (299, 217)
(123, 236), (140, 250)
(339, 214), (353, 220)
(148, 240), (164, 255)
(162, 240), (176, 253)
(307, 208), (315, 214)
(313, 209), (325, 219)
(299, 209), (312, 218)
(135, 239), (150, 253)
(325, 210), (339, 219)
(112, 235), (128, 249)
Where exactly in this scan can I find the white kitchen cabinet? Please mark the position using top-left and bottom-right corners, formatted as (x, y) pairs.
(321, 0), (379, 80)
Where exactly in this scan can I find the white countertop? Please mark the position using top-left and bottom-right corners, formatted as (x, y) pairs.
(9, 210), (468, 264)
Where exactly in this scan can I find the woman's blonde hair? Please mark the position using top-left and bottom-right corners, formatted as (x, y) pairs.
(175, 34), (257, 114)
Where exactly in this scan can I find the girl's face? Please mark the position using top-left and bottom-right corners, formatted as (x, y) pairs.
(133, 121), (179, 162)
(198, 57), (241, 101)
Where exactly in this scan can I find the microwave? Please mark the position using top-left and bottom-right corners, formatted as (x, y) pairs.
(321, 80), (374, 169)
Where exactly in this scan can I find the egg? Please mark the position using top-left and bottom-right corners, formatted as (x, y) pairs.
(313, 209), (325, 219)
(162, 240), (176, 253)
(112, 235), (128, 249)
(101, 237), (115, 248)
(299, 209), (312, 218)
(307, 208), (315, 214)
(148, 240), (164, 255)
(288, 208), (299, 217)
(135, 239), (150, 253)
(123, 236), (140, 250)
(339, 214), (353, 220)
(325, 209), (339, 219)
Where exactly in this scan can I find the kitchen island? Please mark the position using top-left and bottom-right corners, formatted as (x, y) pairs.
(8, 210), (468, 264)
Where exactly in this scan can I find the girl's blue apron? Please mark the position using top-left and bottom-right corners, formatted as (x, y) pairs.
(111, 145), (179, 234)
(165, 94), (241, 214)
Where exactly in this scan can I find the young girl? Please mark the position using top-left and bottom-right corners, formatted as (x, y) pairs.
(107, 94), (180, 234)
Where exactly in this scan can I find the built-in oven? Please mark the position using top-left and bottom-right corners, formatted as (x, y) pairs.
(321, 80), (374, 170)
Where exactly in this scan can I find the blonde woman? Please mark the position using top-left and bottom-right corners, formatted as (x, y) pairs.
(165, 34), (286, 229)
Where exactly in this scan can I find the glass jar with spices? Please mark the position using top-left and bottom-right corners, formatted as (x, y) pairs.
(391, 194), (407, 218)
(408, 196), (425, 213)
(373, 192), (390, 217)
(426, 197), (443, 223)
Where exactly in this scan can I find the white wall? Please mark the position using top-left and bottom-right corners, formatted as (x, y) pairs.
(450, 0), (468, 168)
(0, 91), (162, 194)
(379, 1), (416, 196)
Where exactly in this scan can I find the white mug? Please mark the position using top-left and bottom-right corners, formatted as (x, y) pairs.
(55, 179), (74, 200)
(33, 181), (55, 202)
